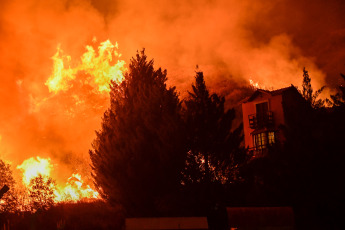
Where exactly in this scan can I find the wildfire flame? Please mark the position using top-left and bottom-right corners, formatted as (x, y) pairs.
(55, 173), (99, 202)
(45, 39), (126, 94)
(17, 157), (100, 203)
(17, 157), (53, 185)
(249, 78), (270, 90)
(1, 39), (127, 210)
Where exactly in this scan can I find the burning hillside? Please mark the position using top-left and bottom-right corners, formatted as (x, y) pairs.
(0, 39), (126, 209)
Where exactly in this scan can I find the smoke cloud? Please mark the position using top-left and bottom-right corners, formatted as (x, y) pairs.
(0, 0), (344, 182)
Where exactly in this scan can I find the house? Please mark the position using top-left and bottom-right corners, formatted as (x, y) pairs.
(242, 86), (305, 157)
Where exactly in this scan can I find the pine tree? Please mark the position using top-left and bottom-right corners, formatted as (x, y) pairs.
(301, 67), (325, 108)
(330, 73), (345, 106)
(89, 50), (186, 216)
(183, 71), (243, 185)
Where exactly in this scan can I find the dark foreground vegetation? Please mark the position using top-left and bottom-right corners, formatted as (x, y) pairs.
(1, 50), (345, 229)
(1, 201), (122, 230)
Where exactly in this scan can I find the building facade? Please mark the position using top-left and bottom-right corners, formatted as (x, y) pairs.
(242, 86), (304, 157)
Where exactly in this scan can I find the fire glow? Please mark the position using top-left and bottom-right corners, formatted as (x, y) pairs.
(249, 78), (269, 90)
(17, 157), (52, 185)
(22, 39), (127, 203)
(46, 39), (126, 94)
(17, 156), (99, 203)
(1, 39), (128, 208)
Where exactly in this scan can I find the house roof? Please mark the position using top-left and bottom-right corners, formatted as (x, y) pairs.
(243, 85), (298, 103)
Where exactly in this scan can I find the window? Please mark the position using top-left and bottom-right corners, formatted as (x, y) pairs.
(255, 102), (271, 128)
(268, 131), (275, 144)
(254, 132), (267, 149)
(253, 131), (275, 149)
(256, 102), (268, 116)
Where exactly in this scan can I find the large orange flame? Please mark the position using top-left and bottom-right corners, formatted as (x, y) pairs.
(17, 157), (53, 185)
(55, 173), (99, 202)
(45, 39), (126, 94)
(2, 39), (126, 210)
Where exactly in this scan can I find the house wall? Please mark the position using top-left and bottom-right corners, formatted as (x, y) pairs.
(270, 94), (285, 144)
(242, 93), (286, 148)
(242, 99), (256, 149)
(281, 88), (310, 129)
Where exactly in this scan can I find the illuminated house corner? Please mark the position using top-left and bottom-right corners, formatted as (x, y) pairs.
(241, 85), (305, 158)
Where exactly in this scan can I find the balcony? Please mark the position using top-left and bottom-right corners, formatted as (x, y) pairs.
(248, 146), (271, 159)
(248, 111), (274, 129)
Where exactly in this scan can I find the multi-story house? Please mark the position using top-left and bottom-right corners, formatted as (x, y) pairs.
(242, 85), (305, 157)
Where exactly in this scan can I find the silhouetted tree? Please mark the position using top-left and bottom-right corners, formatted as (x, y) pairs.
(301, 67), (325, 107)
(183, 71), (243, 185)
(90, 50), (186, 217)
(29, 174), (56, 212)
(330, 73), (345, 106)
(0, 159), (18, 213)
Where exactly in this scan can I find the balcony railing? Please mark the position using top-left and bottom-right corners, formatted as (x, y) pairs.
(248, 146), (269, 159)
(248, 111), (274, 129)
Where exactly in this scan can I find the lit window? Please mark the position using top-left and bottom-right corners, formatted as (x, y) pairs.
(254, 131), (275, 149)
(268, 132), (275, 144)
(254, 132), (267, 149)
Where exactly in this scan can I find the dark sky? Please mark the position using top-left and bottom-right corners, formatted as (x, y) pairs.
(245, 0), (345, 86)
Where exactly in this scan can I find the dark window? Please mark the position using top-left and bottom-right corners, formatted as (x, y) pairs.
(256, 102), (268, 117)
(255, 102), (270, 129)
